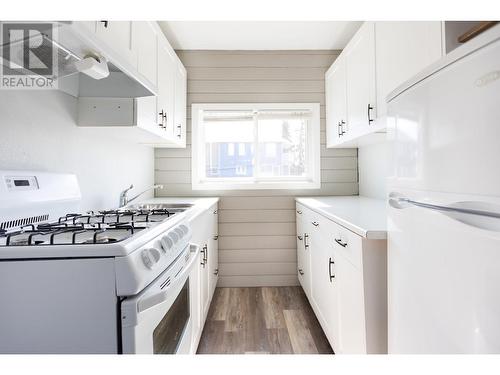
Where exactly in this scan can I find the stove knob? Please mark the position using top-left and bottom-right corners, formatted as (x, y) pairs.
(179, 224), (189, 235)
(168, 231), (179, 244)
(141, 248), (161, 269)
(160, 235), (174, 253)
(175, 227), (184, 238)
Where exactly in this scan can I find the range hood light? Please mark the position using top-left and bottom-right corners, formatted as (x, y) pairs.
(74, 54), (110, 80)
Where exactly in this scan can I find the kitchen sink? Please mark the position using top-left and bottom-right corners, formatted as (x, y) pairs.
(127, 203), (194, 211)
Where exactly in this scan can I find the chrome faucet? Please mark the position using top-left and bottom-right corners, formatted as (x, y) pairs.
(119, 184), (164, 208)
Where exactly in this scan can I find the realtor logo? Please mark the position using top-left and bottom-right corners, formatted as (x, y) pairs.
(1, 22), (57, 89)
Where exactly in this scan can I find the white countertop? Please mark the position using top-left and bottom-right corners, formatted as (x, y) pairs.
(137, 197), (219, 222)
(295, 196), (387, 239)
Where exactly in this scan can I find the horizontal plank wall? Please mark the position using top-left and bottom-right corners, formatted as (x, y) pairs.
(155, 50), (358, 287)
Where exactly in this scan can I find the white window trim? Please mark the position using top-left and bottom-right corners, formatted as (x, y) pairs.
(191, 103), (321, 191)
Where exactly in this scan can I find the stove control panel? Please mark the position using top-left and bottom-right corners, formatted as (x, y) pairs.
(115, 219), (194, 296)
(139, 221), (192, 271)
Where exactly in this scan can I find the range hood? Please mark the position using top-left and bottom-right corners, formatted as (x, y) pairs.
(0, 21), (155, 98)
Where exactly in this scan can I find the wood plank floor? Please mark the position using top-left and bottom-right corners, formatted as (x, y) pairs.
(197, 286), (333, 354)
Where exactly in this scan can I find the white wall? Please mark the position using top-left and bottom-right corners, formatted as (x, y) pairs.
(0, 90), (154, 211)
(358, 141), (389, 199)
(155, 50), (359, 287)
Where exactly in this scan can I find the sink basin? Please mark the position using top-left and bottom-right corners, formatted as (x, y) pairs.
(127, 203), (194, 211)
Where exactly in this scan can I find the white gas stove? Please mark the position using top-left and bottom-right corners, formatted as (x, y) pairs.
(0, 170), (200, 354)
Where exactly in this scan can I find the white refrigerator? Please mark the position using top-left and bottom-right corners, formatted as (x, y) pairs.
(387, 26), (500, 353)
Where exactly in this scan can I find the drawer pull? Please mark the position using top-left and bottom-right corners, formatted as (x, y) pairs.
(329, 257), (335, 282)
(334, 238), (347, 248)
(304, 233), (309, 249)
(311, 221), (319, 227)
(298, 269), (304, 276)
(297, 235), (303, 241)
(296, 210), (302, 214)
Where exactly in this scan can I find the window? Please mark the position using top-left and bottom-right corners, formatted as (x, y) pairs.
(192, 103), (321, 190)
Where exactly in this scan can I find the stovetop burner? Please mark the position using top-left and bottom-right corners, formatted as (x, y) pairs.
(0, 207), (179, 247)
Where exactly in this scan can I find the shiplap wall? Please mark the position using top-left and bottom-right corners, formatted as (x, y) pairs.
(155, 50), (358, 287)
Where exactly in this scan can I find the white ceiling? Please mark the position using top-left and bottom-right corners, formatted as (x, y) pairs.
(158, 21), (362, 50)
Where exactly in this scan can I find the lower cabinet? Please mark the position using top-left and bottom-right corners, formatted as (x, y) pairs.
(296, 202), (387, 354)
(189, 202), (219, 352)
(296, 204), (312, 298)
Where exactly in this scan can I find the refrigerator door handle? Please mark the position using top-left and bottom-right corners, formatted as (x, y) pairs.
(389, 195), (500, 219)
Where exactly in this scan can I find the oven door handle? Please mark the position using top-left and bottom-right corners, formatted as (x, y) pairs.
(137, 243), (200, 313)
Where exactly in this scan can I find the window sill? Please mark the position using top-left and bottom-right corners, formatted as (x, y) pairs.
(192, 180), (321, 191)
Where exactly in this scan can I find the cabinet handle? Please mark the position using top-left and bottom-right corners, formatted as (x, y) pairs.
(158, 110), (165, 128)
(100, 21), (109, 28)
(213, 210), (218, 215)
(296, 210), (302, 214)
(201, 244), (208, 267)
(298, 269), (304, 276)
(334, 238), (348, 248)
(367, 104), (374, 125)
(340, 120), (346, 135)
(297, 235), (303, 241)
(304, 233), (309, 249)
(329, 257), (335, 282)
(213, 235), (218, 241)
(312, 221), (319, 227)
(214, 268), (219, 276)
(176, 124), (182, 138)
(337, 121), (342, 137)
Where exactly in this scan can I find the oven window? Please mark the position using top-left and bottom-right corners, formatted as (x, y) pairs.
(153, 279), (190, 354)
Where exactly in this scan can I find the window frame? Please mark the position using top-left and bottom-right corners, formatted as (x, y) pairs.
(191, 103), (321, 190)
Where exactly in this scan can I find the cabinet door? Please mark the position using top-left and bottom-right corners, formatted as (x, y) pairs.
(325, 56), (347, 147)
(132, 21), (158, 87)
(299, 208), (314, 299)
(95, 21), (137, 68)
(296, 204), (308, 295)
(200, 242), (210, 320)
(157, 43), (176, 139)
(310, 225), (341, 352)
(336, 253), (367, 354)
(189, 250), (201, 352)
(375, 21), (443, 117)
(208, 205), (219, 298)
(345, 22), (376, 136)
(173, 60), (187, 146)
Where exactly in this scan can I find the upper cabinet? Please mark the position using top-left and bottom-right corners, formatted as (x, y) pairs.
(326, 21), (443, 148)
(325, 55), (347, 147)
(95, 21), (137, 69)
(344, 22), (376, 138)
(174, 61), (187, 145)
(76, 21), (188, 148)
(132, 21), (159, 87)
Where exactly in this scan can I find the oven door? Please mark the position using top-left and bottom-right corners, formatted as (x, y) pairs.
(121, 244), (200, 354)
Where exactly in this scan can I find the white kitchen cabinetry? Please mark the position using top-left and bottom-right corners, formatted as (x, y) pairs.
(77, 21), (187, 148)
(308, 214), (341, 352)
(156, 42), (176, 140)
(95, 21), (137, 68)
(132, 21), (158, 87)
(173, 61), (188, 145)
(326, 21), (443, 148)
(345, 22), (376, 138)
(325, 56), (347, 147)
(295, 200), (387, 354)
(189, 248), (201, 353)
(295, 204), (312, 298)
(189, 202), (219, 349)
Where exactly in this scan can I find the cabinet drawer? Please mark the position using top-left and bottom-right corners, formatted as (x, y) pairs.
(327, 220), (363, 269)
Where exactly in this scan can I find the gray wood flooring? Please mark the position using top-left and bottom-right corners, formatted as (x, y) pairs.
(197, 287), (333, 354)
